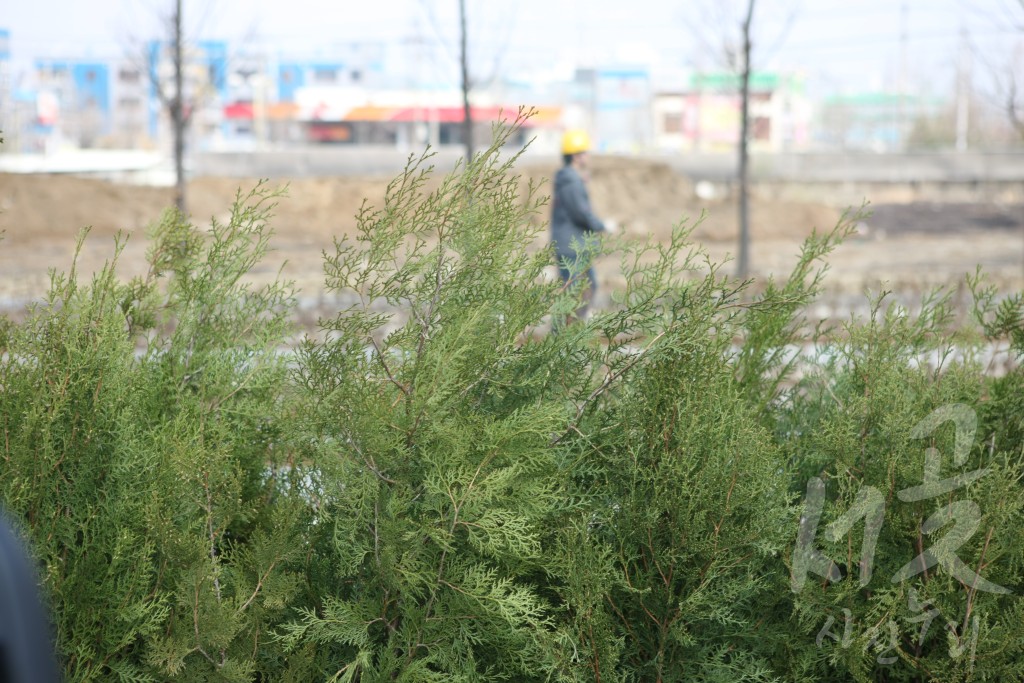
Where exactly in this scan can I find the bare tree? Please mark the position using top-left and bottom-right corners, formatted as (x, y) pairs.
(1006, 70), (1024, 138)
(967, 0), (1024, 140)
(1002, 1), (1024, 137)
(458, 0), (472, 161)
(418, 0), (515, 160)
(737, 0), (755, 279)
(134, 0), (233, 214)
(169, 0), (186, 213)
(931, 19), (1022, 285)
(132, 0), (190, 213)
(684, 0), (797, 279)
(996, 2), (1024, 283)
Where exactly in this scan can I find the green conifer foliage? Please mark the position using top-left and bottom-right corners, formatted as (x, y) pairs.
(546, 220), (855, 682)
(282, 116), (572, 680)
(780, 288), (1024, 682)
(971, 274), (1024, 460)
(0, 189), (306, 681)
(1, 112), (1022, 683)
(0, 234), (169, 681)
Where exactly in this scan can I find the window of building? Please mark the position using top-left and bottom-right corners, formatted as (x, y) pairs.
(119, 68), (141, 84)
(752, 116), (771, 140)
(314, 68), (337, 84)
(662, 111), (683, 134)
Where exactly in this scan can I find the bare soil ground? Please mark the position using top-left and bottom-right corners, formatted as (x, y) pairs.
(1, 156), (1021, 328)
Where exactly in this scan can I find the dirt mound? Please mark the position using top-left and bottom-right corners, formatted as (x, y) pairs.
(186, 175), (392, 241)
(0, 173), (174, 243)
(518, 156), (842, 243)
(0, 173), (397, 245)
(1, 163), (1021, 326)
(1, 158), (841, 248)
(573, 156), (697, 238)
(691, 195), (844, 242)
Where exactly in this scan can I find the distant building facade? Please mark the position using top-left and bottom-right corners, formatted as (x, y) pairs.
(110, 62), (148, 148)
(146, 39), (228, 149)
(0, 28), (968, 158)
(652, 71), (813, 153)
(562, 67), (654, 153)
(817, 92), (944, 151)
(32, 58), (111, 148)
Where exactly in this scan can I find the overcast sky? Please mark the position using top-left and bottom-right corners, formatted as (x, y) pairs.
(4, 0), (1022, 97)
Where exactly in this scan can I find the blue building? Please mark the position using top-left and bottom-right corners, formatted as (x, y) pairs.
(277, 63), (305, 102)
(33, 58), (111, 145)
(145, 39), (229, 137)
(276, 61), (350, 102)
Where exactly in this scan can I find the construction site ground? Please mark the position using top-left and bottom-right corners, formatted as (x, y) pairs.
(1, 155), (1022, 331)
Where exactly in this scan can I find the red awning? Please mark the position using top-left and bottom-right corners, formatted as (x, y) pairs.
(223, 102), (254, 120)
(387, 106), (505, 123)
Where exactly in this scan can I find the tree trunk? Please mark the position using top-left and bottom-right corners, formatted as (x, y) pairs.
(172, 0), (187, 214)
(458, 0), (473, 162)
(737, 0), (755, 279)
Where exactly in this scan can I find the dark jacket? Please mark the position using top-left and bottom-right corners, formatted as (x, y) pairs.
(550, 164), (605, 260)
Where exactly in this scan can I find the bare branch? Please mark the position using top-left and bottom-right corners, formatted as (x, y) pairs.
(417, 0), (459, 68)
(758, 1), (802, 65)
(678, 6), (728, 69)
(963, 6), (1024, 140)
(682, 0), (798, 74)
(476, 7), (518, 89)
(1008, 77), (1024, 136)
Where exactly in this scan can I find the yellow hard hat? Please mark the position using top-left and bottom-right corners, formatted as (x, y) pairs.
(561, 129), (591, 155)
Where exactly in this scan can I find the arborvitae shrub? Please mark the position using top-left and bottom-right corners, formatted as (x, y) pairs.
(281, 119), (574, 680)
(1, 113), (1021, 682)
(279, 114), (862, 681)
(779, 288), (1024, 682)
(0, 190), (308, 682)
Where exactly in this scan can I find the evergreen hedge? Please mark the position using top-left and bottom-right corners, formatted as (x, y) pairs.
(1, 116), (1022, 682)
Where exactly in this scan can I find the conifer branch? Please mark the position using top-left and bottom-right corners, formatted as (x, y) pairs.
(369, 336), (408, 397)
(236, 560), (278, 615)
(553, 331), (666, 445)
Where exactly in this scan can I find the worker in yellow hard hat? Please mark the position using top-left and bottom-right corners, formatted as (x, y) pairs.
(551, 129), (611, 323)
